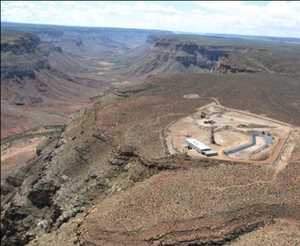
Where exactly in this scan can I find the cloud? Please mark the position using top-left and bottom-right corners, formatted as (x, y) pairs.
(1, 1), (300, 38)
(192, 1), (300, 37)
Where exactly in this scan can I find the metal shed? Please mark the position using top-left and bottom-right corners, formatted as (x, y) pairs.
(185, 138), (211, 152)
(202, 149), (218, 157)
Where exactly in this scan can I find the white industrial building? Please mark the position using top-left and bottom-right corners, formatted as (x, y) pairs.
(185, 138), (218, 157)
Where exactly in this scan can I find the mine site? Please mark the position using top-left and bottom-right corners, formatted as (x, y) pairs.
(1, 2), (300, 246)
(166, 101), (294, 165)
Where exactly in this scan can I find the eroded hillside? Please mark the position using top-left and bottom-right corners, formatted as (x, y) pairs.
(1, 30), (102, 138)
(2, 72), (300, 245)
(124, 35), (300, 77)
(2, 31), (92, 104)
(3, 22), (172, 60)
(1, 23), (171, 139)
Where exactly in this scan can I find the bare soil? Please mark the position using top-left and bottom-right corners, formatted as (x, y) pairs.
(1, 138), (42, 178)
(166, 103), (292, 164)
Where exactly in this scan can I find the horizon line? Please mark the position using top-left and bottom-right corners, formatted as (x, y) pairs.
(2, 21), (300, 40)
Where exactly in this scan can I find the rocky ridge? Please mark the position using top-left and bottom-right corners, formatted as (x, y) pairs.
(124, 35), (274, 78)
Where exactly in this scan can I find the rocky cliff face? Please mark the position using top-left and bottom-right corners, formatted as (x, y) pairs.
(2, 22), (172, 60)
(150, 37), (230, 70)
(0, 121), (166, 245)
(1, 32), (51, 80)
(125, 35), (267, 77)
(1, 31), (93, 107)
(1, 32), (41, 54)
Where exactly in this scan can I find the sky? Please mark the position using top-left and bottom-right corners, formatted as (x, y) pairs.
(1, 1), (300, 38)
